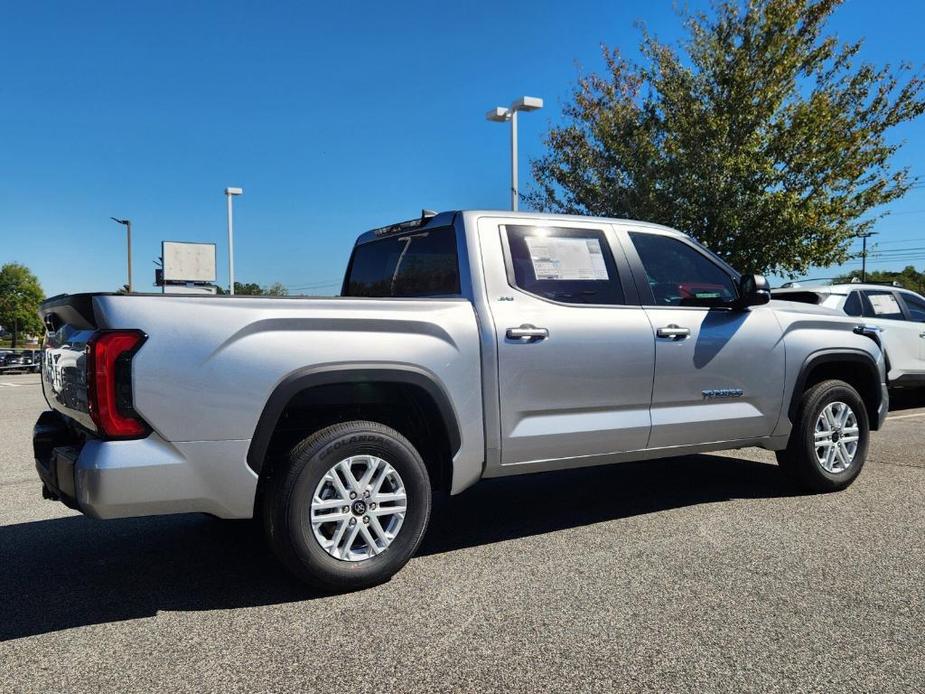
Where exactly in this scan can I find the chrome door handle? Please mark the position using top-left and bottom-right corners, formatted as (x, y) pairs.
(656, 324), (691, 340)
(506, 324), (549, 340)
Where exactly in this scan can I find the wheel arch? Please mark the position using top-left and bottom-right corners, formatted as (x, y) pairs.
(789, 349), (885, 431)
(247, 365), (462, 485)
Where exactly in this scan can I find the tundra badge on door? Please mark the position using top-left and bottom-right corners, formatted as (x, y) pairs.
(702, 388), (744, 399)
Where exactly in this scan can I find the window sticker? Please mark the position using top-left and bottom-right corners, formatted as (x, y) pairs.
(868, 293), (902, 316)
(524, 236), (609, 281)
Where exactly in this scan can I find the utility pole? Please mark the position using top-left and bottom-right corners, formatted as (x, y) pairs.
(857, 231), (878, 282)
(110, 217), (133, 292)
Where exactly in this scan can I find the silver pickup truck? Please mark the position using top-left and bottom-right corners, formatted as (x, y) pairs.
(34, 210), (888, 589)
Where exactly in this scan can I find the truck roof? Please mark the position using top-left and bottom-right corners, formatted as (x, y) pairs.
(354, 209), (688, 246)
(773, 283), (920, 297)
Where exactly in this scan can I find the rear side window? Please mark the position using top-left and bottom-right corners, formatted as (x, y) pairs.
(503, 225), (624, 305)
(629, 232), (737, 306)
(863, 290), (905, 320)
(343, 227), (460, 297)
(843, 291), (863, 316)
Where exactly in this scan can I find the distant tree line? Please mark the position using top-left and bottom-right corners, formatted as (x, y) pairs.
(217, 281), (289, 296)
(835, 266), (925, 294)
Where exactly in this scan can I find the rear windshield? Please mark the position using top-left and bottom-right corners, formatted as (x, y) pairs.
(343, 226), (460, 298)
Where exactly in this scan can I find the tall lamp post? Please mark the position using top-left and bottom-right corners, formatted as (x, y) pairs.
(110, 217), (133, 293)
(224, 187), (243, 295)
(486, 96), (543, 210)
(857, 231), (878, 282)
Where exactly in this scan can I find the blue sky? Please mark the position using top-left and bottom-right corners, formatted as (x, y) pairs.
(1, 0), (924, 297)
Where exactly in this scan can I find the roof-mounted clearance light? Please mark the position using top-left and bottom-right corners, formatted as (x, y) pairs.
(371, 209), (439, 237)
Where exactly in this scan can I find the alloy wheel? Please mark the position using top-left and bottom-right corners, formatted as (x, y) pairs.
(309, 455), (408, 561)
(813, 401), (860, 473)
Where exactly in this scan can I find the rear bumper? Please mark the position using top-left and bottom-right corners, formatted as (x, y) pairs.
(33, 411), (258, 519)
(34, 411), (82, 510)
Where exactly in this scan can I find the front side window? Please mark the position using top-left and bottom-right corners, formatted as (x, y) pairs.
(343, 227), (460, 297)
(629, 232), (737, 306)
(900, 293), (925, 322)
(863, 290), (906, 320)
(504, 225), (624, 305)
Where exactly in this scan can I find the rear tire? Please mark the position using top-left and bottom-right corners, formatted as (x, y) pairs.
(262, 420), (431, 591)
(776, 379), (869, 493)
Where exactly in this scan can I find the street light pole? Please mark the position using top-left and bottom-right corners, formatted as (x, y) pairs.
(486, 96), (543, 211)
(858, 231), (878, 282)
(510, 109), (518, 211)
(110, 217), (133, 292)
(224, 187), (243, 295)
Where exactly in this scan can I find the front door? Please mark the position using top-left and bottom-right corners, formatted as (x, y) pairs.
(623, 230), (786, 449)
(479, 218), (656, 467)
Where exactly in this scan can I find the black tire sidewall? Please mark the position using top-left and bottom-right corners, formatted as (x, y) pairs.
(798, 381), (869, 490)
(282, 424), (431, 589)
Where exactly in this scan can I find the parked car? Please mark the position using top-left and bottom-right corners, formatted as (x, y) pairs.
(2, 350), (39, 373)
(773, 281), (925, 388)
(33, 210), (887, 589)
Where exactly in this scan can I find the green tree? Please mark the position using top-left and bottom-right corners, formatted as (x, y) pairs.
(834, 265), (925, 294)
(529, 0), (925, 277)
(0, 263), (45, 348)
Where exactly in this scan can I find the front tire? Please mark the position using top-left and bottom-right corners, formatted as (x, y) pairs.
(776, 379), (870, 493)
(263, 420), (431, 590)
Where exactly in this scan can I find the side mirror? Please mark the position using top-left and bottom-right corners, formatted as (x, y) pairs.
(737, 274), (770, 308)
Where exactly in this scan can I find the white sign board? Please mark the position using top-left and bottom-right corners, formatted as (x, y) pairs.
(162, 241), (216, 282)
(164, 283), (218, 295)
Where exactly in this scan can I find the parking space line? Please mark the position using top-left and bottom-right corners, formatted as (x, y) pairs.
(0, 382), (23, 388)
(887, 412), (925, 421)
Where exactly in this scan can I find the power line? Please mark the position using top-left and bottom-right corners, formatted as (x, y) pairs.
(283, 278), (342, 289)
(285, 282), (342, 292)
(843, 254), (925, 260)
(876, 209), (925, 216)
(865, 247), (925, 255)
(861, 237), (925, 245)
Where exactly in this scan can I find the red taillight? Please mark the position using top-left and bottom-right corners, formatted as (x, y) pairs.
(87, 330), (149, 439)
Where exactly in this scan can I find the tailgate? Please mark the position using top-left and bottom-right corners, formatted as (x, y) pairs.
(39, 294), (100, 432)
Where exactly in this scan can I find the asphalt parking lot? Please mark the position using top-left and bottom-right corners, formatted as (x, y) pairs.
(1, 373), (924, 693)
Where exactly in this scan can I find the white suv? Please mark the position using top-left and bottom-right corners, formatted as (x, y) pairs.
(774, 282), (925, 387)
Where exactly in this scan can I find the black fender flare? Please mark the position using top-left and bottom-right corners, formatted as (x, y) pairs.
(788, 348), (885, 430)
(246, 364), (461, 475)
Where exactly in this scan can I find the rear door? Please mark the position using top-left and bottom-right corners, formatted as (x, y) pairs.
(478, 217), (655, 467)
(622, 229), (786, 448)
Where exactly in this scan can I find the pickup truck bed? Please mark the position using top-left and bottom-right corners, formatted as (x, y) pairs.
(38, 292), (483, 517)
